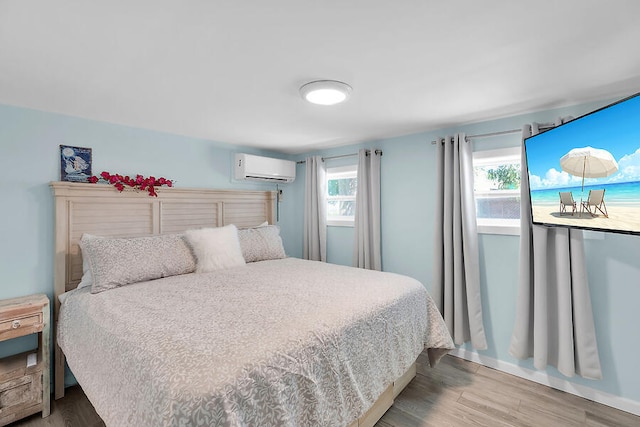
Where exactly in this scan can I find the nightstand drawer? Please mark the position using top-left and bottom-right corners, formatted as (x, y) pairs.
(0, 315), (43, 340)
(0, 372), (43, 426)
(0, 294), (49, 423)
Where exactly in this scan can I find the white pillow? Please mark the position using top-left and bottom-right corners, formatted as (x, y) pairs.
(185, 225), (246, 273)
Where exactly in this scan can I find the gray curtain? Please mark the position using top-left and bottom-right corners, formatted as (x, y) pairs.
(509, 121), (602, 379)
(353, 148), (382, 270)
(303, 156), (327, 262)
(432, 134), (487, 349)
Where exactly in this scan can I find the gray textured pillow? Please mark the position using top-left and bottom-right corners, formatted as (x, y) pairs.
(79, 234), (196, 294)
(237, 225), (286, 263)
(77, 234), (101, 289)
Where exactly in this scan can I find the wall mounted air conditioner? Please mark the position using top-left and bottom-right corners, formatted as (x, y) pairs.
(234, 153), (296, 183)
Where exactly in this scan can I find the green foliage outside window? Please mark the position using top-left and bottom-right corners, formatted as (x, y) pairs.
(487, 164), (520, 190)
(328, 178), (357, 196)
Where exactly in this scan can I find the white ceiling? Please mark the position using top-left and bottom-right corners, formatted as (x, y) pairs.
(2, 1), (640, 154)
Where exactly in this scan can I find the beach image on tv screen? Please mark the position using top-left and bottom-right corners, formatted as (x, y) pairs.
(525, 93), (640, 234)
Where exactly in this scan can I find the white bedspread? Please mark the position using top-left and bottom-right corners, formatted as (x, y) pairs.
(58, 258), (453, 426)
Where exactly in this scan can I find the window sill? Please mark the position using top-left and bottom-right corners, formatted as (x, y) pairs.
(477, 219), (520, 236)
(327, 220), (354, 227)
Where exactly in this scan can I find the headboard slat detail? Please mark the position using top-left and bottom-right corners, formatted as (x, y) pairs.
(52, 181), (276, 299)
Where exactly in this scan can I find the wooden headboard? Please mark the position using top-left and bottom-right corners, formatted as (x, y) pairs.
(50, 181), (276, 398)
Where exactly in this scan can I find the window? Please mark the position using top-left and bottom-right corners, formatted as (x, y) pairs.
(326, 165), (357, 226)
(473, 147), (521, 235)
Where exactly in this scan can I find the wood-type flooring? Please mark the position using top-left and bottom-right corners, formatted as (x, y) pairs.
(12, 353), (640, 427)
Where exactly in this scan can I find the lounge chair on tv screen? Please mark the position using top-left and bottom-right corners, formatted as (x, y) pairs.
(559, 191), (577, 215)
(582, 189), (608, 217)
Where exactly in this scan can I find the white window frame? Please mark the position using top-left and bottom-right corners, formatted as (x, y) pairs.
(326, 165), (357, 227)
(473, 147), (521, 236)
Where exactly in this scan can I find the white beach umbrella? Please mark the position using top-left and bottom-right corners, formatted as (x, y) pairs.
(559, 146), (618, 191)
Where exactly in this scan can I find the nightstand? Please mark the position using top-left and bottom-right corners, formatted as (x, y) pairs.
(0, 294), (50, 425)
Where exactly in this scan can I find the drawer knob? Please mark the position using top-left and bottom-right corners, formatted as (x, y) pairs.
(12, 320), (21, 329)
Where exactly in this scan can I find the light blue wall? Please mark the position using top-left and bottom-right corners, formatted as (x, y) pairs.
(289, 97), (640, 404)
(0, 103), (297, 358)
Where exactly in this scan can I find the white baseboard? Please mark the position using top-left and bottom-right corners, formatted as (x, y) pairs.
(449, 348), (640, 417)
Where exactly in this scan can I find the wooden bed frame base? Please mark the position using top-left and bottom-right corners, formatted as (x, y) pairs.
(350, 362), (417, 427)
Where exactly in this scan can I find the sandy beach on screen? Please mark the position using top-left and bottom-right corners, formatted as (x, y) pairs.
(532, 204), (640, 233)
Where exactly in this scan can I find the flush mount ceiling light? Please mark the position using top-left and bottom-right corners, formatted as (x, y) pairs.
(300, 80), (352, 106)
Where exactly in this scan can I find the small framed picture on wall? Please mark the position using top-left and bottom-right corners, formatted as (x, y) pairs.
(60, 145), (92, 182)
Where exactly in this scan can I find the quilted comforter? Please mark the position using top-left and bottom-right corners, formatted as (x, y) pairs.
(58, 258), (453, 426)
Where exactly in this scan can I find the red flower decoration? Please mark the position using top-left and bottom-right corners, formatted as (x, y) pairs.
(87, 171), (173, 197)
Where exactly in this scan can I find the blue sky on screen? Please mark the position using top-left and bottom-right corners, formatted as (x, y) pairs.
(525, 93), (640, 190)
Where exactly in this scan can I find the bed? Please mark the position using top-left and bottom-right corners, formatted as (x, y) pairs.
(51, 182), (454, 426)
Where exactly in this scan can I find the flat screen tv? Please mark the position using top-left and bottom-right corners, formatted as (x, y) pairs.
(524, 91), (640, 235)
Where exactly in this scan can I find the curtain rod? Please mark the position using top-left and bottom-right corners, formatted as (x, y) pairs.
(429, 123), (556, 145)
(296, 149), (383, 164)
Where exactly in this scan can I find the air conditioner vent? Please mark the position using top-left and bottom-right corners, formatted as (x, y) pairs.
(234, 154), (296, 183)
